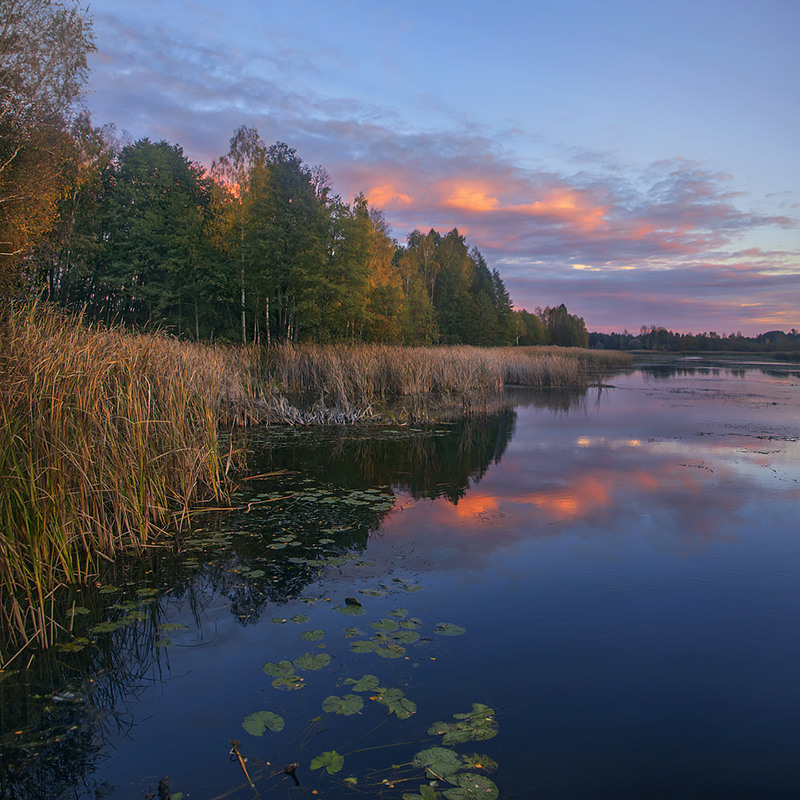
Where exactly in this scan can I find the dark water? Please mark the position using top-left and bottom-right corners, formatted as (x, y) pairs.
(2, 358), (799, 799)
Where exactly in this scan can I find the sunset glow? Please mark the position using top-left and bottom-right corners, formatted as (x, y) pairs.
(83, 0), (799, 335)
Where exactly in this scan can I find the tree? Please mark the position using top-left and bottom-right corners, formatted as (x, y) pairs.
(0, 0), (95, 294)
(94, 139), (212, 331)
(210, 125), (266, 343)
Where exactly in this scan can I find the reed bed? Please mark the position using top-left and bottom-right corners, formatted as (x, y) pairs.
(0, 304), (235, 657)
(254, 342), (631, 411)
(0, 305), (630, 661)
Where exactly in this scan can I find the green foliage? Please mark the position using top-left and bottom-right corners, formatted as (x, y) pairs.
(310, 750), (344, 775)
(242, 710), (285, 736)
(442, 773), (498, 799)
(322, 694), (364, 715)
(428, 704), (498, 745)
(294, 652), (331, 671)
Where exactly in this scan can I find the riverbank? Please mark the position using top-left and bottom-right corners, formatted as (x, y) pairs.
(0, 304), (630, 659)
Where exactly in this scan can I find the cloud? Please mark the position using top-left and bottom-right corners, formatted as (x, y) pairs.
(85, 4), (800, 336)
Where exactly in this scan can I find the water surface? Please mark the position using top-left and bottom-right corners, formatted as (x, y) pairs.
(2, 358), (799, 799)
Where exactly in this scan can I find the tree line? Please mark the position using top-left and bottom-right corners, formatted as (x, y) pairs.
(1, 1), (593, 346)
(590, 326), (800, 355)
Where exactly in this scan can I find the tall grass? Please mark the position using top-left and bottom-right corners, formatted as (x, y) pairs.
(250, 342), (631, 414)
(0, 305), (630, 661)
(0, 304), (235, 657)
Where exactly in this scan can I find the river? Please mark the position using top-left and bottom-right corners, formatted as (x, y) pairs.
(2, 356), (799, 799)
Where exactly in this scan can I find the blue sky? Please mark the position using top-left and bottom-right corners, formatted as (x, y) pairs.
(84, 0), (799, 334)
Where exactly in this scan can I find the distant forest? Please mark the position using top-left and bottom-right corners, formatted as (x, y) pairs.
(590, 326), (800, 356)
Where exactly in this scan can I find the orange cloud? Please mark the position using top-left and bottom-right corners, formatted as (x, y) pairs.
(442, 183), (609, 232)
(444, 184), (500, 212)
(366, 183), (412, 207)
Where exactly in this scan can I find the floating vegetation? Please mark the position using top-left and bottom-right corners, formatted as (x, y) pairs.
(322, 694), (364, 716)
(428, 704), (498, 745)
(242, 710), (285, 736)
(310, 750), (344, 775)
(262, 660), (305, 691)
(433, 623), (467, 637)
(294, 652), (331, 671)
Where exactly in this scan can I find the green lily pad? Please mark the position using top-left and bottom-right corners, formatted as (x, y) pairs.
(263, 660), (296, 678)
(371, 618), (400, 632)
(90, 620), (122, 634)
(403, 785), (439, 800)
(375, 643), (406, 659)
(442, 773), (498, 799)
(433, 623), (466, 637)
(336, 599), (365, 616)
(345, 674), (381, 692)
(242, 710), (285, 736)
(290, 614), (309, 624)
(428, 704), (498, 745)
(461, 754), (498, 773)
(388, 608), (409, 618)
(404, 584), (424, 592)
(373, 687), (417, 719)
(154, 638), (172, 648)
(401, 618), (424, 630)
(413, 747), (463, 781)
(350, 640), (378, 654)
(310, 750), (344, 775)
(294, 652), (331, 671)
(344, 627), (364, 638)
(300, 629), (325, 641)
(68, 606), (90, 618)
(322, 694), (364, 715)
(263, 659), (304, 690)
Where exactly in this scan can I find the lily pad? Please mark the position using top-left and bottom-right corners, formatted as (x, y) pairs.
(461, 754), (498, 773)
(290, 614), (309, 624)
(401, 618), (424, 630)
(413, 747), (463, 781)
(263, 660), (296, 678)
(373, 687), (417, 719)
(388, 608), (409, 618)
(350, 640), (378, 654)
(375, 643), (406, 659)
(403, 786), (439, 800)
(345, 674), (381, 692)
(428, 704), (498, 745)
(322, 694), (364, 716)
(433, 623), (466, 637)
(310, 750), (344, 775)
(336, 599), (366, 616)
(442, 773), (498, 800)
(294, 652), (331, 671)
(371, 618), (400, 633)
(300, 629), (325, 642)
(242, 710), (285, 736)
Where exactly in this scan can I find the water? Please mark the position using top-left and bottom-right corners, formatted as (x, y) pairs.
(2, 358), (799, 799)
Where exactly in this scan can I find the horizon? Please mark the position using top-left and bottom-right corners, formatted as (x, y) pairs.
(83, 0), (799, 337)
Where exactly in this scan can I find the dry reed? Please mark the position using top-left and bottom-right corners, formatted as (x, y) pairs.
(0, 303), (234, 657)
(0, 306), (630, 661)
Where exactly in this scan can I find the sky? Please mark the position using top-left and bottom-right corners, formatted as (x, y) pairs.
(82, 0), (799, 335)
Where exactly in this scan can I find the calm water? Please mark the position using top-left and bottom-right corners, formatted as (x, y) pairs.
(2, 358), (799, 799)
